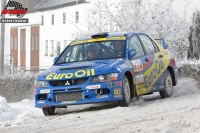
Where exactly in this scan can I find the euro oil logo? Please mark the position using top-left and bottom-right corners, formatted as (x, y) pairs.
(46, 69), (95, 80)
(144, 57), (164, 86)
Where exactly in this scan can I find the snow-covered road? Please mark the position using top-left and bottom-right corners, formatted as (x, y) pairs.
(0, 78), (200, 133)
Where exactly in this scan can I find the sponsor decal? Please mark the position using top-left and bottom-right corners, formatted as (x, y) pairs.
(107, 36), (126, 40)
(62, 101), (76, 104)
(131, 59), (143, 72)
(46, 69), (95, 80)
(115, 63), (128, 72)
(34, 89), (36, 94)
(144, 57), (164, 87)
(135, 74), (144, 84)
(86, 85), (101, 89)
(96, 94), (108, 99)
(114, 88), (121, 98)
(124, 60), (133, 68)
(0, 1), (28, 23)
(106, 82), (118, 88)
(38, 100), (45, 103)
(88, 38), (107, 42)
(117, 81), (122, 86)
(107, 81), (122, 88)
(40, 89), (50, 94)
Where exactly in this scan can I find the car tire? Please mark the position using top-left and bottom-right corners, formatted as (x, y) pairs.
(159, 69), (173, 98)
(118, 75), (131, 107)
(42, 107), (55, 116)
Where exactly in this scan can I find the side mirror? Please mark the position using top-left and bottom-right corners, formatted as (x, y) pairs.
(53, 56), (58, 64)
(128, 49), (137, 59)
(161, 37), (169, 49)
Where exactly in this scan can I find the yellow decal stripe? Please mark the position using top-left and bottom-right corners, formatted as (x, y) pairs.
(69, 36), (126, 45)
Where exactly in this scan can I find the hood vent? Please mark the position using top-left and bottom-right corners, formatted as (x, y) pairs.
(60, 66), (91, 71)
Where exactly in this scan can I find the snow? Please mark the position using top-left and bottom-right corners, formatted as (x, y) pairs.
(0, 78), (200, 133)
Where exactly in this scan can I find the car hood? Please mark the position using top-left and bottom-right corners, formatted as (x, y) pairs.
(37, 59), (126, 80)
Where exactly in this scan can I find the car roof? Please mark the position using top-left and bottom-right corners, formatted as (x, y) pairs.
(76, 31), (147, 41)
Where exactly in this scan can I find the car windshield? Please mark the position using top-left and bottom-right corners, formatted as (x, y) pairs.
(55, 40), (126, 64)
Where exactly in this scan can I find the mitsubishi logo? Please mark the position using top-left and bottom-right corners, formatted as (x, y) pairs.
(65, 81), (70, 85)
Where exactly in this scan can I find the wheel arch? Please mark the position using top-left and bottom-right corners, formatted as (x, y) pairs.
(167, 66), (176, 86)
(125, 71), (134, 98)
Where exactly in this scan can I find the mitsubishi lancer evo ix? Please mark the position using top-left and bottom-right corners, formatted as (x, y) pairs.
(34, 32), (178, 116)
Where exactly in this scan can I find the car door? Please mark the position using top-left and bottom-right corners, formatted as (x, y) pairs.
(138, 34), (165, 93)
(129, 35), (154, 95)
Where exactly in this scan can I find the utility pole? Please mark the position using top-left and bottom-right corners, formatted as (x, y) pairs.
(0, 0), (6, 75)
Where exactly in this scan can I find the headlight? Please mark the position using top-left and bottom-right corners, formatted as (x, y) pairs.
(90, 73), (118, 83)
(34, 81), (48, 88)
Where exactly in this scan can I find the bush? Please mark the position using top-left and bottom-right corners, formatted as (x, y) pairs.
(0, 74), (37, 103)
(177, 60), (200, 89)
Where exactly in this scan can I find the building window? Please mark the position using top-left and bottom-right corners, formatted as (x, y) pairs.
(24, 37), (26, 51)
(76, 11), (79, 23)
(45, 40), (48, 56)
(52, 14), (54, 25)
(11, 37), (13, 50)
(36, 36), (38, 51)
(41, 15), (44, 25)
(63, 13), (66, 24)
(50, 40), (54, 56)
(15, 37), (17, 50)
(32, 36), (34, 51)
(56, 42), (60, 56)
(21, 37), (23, 50)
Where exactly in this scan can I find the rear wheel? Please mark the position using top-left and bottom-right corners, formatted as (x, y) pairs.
(118, 75), (131, 107)
(42, 107), (55, 116)
(159, 69), (173, 98)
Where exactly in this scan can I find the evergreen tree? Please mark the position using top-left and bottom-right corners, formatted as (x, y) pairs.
(188, 11), (200, 59)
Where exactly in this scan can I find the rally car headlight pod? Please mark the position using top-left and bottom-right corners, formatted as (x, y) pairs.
(34, 81), (48, 88)
(90, 73), (118, 83)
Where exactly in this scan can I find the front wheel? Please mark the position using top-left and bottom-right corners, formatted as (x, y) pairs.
(42, 107), (55, 116)
(159, 69), (173, 98)
(118, 75), (131, 107)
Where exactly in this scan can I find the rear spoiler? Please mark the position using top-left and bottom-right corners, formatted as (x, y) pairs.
(154, 37), (169, 49)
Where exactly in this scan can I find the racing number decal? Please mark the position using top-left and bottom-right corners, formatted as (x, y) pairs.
(114, 88), (121, 98)
(131, 59), (143, 72)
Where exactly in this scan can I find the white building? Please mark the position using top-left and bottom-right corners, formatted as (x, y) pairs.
(6, 0), (91, 73)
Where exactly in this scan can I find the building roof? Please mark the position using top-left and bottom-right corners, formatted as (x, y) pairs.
(34, 0), (88, 11)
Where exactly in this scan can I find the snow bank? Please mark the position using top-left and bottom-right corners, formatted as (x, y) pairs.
(0, 96), (42, 127)
(0, 96), (15, 124)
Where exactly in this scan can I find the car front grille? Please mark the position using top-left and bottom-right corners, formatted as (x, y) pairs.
(50, 77), (88, 86)
(55, 92), (83, 102)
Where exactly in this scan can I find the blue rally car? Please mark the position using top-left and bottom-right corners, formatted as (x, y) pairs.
(34, 32), (178, 115)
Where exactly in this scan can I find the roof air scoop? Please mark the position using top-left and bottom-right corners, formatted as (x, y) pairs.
(91, 32), (109, 39)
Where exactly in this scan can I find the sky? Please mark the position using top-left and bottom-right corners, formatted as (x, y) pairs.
(0, 78), (200, 132)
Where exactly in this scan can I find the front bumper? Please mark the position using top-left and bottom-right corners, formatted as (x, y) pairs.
(34, 80), (123, 108)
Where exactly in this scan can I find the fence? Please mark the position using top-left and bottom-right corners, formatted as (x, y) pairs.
(4, 65), (50, 75)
